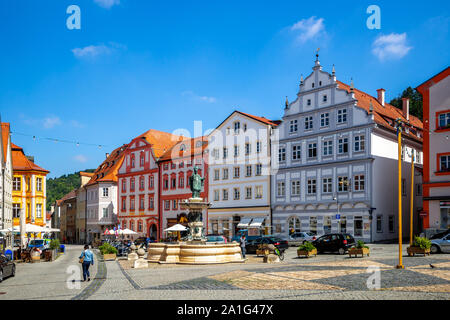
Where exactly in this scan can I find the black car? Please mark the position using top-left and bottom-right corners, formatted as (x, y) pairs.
(312, 233), (355, 255)
(0, 254), (15, 282)
(246, 236), (289, 254)
(430, 229), (450, 240)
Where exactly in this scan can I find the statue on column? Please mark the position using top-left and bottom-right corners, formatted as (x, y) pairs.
(189, 166), (204, 199)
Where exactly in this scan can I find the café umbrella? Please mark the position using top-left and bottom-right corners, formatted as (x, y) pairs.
(164, 224), (187, 241)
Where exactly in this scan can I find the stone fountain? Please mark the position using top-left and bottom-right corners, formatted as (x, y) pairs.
(148, 166), (244, 264)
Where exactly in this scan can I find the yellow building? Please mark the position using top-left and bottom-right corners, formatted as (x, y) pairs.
(12, 143), (49, 228)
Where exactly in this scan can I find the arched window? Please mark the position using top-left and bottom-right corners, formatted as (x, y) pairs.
(140, 152), (145, 166)
(288, 216), (301, 235)
(139, 176), (145, 190)
(130, 220), (135, 231)
(180, 144), (186, 151)
(131, 154), (135, 168)
(138, 220), (143, 233)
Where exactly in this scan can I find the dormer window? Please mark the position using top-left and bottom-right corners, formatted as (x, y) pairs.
(180, 144), (186, 151)
(319, 81), (322, 86)
(312, 83), (315, 88)
(243, 123), (247, 132)
(234, 121), (240, 134)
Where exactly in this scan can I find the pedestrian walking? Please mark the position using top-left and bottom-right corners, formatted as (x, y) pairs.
(240, 234), (247, 259)
(79, 244), (94, 282)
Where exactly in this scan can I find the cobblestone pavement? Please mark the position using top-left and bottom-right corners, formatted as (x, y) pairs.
(1, 244), (449, 300)
(0, 245), (98, 300)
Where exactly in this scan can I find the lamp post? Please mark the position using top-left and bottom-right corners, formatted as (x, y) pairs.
(395, 119), (404, 269)
(409, 149), (415, 246)
(333, 195), (340, 233)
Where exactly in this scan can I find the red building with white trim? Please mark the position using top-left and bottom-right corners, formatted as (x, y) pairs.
(158, 136), (208, 240)
(117, 129), (183, 240)
(417, 66), (450, 234)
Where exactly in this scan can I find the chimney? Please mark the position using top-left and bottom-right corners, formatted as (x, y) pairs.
(105, 153), (110, 159)
(376, 88), (385, 107)
(402, 98), (410, 121)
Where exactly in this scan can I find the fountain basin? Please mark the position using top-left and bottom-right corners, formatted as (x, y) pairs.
(148, 242), (244, 264)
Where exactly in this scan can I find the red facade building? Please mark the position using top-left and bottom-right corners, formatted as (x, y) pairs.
(158, 136), (208, 239)
(117, 129), (183, 240)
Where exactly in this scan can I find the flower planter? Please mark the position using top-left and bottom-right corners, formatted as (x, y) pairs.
(407, 246), (430, 257)
(348, 247), (370, 258)
(44, 249), (58, 261)
(256, 249), (270, 257)
(102, 253), (117, 261)
(297, 248), (317, 258)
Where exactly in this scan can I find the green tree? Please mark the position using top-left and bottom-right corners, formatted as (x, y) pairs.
(389, 86), (423, 120)
(46, 169), (95, 211)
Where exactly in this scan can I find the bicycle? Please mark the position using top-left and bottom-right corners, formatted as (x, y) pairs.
(274, 247), (285, 261)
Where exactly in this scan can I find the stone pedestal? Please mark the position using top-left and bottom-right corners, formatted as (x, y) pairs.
(263, 254), (280, 263)
(133, 247), (148, 268)
(127, 244), (138, 261)
(179, 197), (211, 242)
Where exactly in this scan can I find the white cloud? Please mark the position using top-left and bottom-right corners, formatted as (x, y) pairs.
(43, 116), (62, 129)
(72, 43), (126, 60)
(74, 155), (88, 163)
(72, 44), (112, 59)
(372, 33), (412, 61)
(94, 0), (120, 9)
(290, 16), (325, 43)
(182, 91), (217, 103)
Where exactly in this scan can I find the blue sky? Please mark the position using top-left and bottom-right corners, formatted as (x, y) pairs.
(1, 0), (449, 178)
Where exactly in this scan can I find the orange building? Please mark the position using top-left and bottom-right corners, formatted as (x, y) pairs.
(12, 143), (49, 228)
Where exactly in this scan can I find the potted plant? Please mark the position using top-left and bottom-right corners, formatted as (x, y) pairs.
(99, 243), (118, 261)
(407, 236), (431, 256)
(348, 240), (370, 258)
(297, 241), (317, 258)
(45, 239), (60, 261)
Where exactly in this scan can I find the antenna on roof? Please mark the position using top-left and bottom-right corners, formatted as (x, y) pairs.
(332, 64), (335, 75)
(350, 78), (354, 92)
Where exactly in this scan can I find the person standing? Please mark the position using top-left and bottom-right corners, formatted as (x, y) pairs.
(79, 245), (94, 282)
(240, 234), (247, 259)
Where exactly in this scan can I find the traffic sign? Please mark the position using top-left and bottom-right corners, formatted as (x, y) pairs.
(335, 214), (341, 219)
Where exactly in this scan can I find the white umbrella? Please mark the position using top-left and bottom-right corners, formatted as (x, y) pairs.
(108, 228), (137, 235)
(13, 224), (48, 233)
(164, 224), (187, 232)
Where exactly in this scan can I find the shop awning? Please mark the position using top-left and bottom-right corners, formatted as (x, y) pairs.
(249, 217), (266, 228)
(237, 217), (252, 228)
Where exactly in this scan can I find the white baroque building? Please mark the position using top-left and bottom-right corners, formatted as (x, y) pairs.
(271, 56), (424, 242)
(0, 123), (13, 250)
(208, 111), (280, 239)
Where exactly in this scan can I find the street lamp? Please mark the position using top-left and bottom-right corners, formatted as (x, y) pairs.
(333, 195), (340, 233)
(395, 118), (404, 269)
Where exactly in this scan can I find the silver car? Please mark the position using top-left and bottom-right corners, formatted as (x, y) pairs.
(288, 232), (317, 247)
(431, 233), (450, 254)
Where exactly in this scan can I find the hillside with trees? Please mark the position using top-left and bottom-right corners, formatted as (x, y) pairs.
(46, 169), (95, 211)
(389, 86), (423, 121)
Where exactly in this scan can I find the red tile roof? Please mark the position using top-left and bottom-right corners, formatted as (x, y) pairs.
(85, 144), (128, 187)
(136, 129), (186, 158)
(1, 123), (10, 164)
(235, 111), (280, 127)
(56, 189), (77, 205)
(337, 81), (423, 141)
(11, 143), (49, 173)
(159, 136), (208, 161)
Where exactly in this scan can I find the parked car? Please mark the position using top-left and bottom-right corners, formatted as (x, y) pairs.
(0, 254), (15, 282)
(430, 229), (450, 240)
(206, 235), (227, 243)
(312, 233), (355, 255)
(288, 232), (317, 246)
(430, 233), (450, 254)
(246, 236), (289, 254)
(27, 239), (50, 250)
